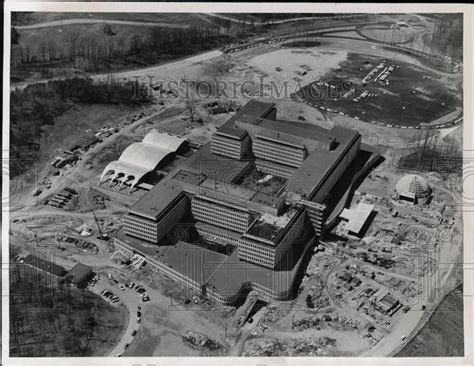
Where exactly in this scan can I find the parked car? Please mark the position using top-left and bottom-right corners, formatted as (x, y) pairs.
(131, 330), (137, 337)
(118, 284), (126, 291)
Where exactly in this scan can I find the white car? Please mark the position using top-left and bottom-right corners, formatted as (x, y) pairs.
(118, 284), (126, 291)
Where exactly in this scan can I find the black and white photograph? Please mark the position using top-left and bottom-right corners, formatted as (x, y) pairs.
(2, 2), (472, 363)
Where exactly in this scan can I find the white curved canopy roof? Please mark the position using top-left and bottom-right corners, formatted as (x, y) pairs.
(120, 142), (172, 170)
(100, 129), (187, 193)
(142, 129), (187, 152)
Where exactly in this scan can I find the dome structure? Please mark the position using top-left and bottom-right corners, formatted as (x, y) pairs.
(394, 174), (431, 203)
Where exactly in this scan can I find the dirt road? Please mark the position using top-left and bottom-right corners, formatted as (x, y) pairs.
(15, 18), (189, 30)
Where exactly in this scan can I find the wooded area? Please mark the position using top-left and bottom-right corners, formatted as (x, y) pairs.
(10, 77), (151, 166)
(10, 263), (126, 356)
(11, 23), (233, 75)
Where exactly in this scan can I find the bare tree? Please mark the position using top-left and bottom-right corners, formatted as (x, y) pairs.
(65, 27), (81, 61)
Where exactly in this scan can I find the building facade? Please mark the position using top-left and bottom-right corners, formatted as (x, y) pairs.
(115, 99), (366, 305)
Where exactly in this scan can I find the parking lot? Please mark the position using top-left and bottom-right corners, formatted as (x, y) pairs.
(87, 272), (152, 356)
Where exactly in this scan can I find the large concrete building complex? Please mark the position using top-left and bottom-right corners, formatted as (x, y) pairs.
(114, 99), (368, 304)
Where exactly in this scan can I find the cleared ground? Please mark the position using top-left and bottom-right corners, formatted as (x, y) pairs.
(9, 12), (463, 358)
(247, 48), (348, 95)
(297, 52), (461, 126)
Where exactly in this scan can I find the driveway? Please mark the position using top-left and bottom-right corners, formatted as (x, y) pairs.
(88, 276), (144, 356)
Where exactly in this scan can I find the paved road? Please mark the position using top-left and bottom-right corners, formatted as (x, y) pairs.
(15, 18), (189, 30)
(207, 13), (368, 26)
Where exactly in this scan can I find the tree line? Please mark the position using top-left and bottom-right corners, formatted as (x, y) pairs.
(11, 24), (234, 73)
(431, 15), (463, 59)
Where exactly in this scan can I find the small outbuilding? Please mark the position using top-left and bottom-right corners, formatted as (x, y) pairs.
(66, 263), (94, 288)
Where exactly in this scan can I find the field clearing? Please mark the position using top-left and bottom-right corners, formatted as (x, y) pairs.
(358, 24), (417, 44)
(298, 52), (461, 126)
(247, 48), (348, 92)
(38, 103), (134, 172)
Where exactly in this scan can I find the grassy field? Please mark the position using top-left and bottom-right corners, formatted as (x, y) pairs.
(395, 284), (464, 357)
(298, 52), (461, 126)
(10, 262), (127, 356)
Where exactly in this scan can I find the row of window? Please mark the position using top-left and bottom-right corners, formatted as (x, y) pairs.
(115, 233), (288, 303)
(124, 228), (156, 242)
(253, 140), (306, 164)
(256, 161), (296, 178)
(192, 201), (250, 232)
(253, 143), (305, 160)
(239, 252), (273, 268)
(196, 226), (240, 245)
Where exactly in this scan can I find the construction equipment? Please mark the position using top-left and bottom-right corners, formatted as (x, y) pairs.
(92, 210), (109, 241)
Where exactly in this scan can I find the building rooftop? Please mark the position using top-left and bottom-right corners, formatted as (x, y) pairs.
(180, 143), (251, 183)
(115, 228), (224, 285)
(379, 293), (399, 309)
(215, 99), (276, 139)
(237, 117), (335, 153)
(285, 128), (360, 199)
(115, 227), (306, 297)
(66, 263), (93, 283)
(129, 178), (184, 220)
(340, 202), (375, 235)
(245, 220), (283, 244)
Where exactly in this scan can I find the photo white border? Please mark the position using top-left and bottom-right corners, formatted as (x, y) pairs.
(2, 3), (473, 366)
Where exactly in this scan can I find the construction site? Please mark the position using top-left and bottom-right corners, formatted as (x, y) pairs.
(8, 11), (464, 358)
